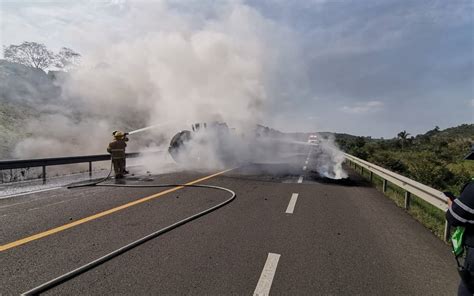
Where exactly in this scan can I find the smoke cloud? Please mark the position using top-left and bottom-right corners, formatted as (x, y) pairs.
(311, 135), (348, 179)
(9, 1), (347, 179)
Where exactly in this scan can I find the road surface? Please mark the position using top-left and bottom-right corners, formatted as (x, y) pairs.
(0, 147), (459, 295)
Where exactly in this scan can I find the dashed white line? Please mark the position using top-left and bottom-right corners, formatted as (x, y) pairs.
(305, 161), (308, 165)
(0, 214), (8, 218)
(297, 176), (303, 183)
(254, 253), (281, 296)
(302, 166), (307, 171)
(285, 193), (299, 214)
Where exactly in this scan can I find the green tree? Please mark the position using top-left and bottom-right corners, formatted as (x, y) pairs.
(397, 130), (411, 150)
(369, 151), (408, 174)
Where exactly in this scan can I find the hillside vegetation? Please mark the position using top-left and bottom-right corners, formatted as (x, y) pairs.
(0, 103), (35, 158)
(337, 124), (474, 195)
(0, 60), (58, 159)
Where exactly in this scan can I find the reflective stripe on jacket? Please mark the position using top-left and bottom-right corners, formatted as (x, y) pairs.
(446, 181), (474, 246)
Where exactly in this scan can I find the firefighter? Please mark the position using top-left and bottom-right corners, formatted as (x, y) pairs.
(107, 131), (128, 179)
(446, 144), (474, 295)
(112, 131), (129, 174)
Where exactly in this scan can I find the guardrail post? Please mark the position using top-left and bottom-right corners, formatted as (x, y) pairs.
(382, 179), (387, 193)
(369, 171), (373, 182)
(444, 221), (451, 242)
(89, 161), (92, 178)
(404, 191), (411, 209)
(42, 166), (46, 184)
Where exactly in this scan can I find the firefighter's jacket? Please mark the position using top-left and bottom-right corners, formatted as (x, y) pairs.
(446, 181), (474, 246)
(107, 139), (127, 159)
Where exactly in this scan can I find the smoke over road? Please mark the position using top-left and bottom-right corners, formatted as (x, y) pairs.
(9, 1), (347, 179)
(14, 2), (272, 156)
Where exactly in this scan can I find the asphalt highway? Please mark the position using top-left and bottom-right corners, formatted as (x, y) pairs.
(0, 147), (459, 295)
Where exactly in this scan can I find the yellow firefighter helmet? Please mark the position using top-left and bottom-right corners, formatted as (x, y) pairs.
(113, 131), (125, 139)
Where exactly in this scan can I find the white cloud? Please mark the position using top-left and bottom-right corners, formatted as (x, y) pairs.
(470, 99), (474, 108)
(340, 100), (384, 114)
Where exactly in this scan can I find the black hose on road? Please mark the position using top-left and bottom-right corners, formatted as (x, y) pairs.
(22, 168), (236, 295)
(66, 161), (114, 189)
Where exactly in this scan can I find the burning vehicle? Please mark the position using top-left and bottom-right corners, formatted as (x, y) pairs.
(168, 121), (238, 165)
(167, 122), (347, 179)
(167, 122), (288, 166)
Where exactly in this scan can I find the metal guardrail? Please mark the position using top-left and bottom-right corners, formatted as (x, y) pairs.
(0, 152), (141, 184)
(344, 153), (450, 241)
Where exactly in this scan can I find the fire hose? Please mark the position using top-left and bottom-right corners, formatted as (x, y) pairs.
(22, 158), (236, 295)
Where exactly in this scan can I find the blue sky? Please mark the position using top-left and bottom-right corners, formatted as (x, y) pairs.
(1, 0), (473, 137)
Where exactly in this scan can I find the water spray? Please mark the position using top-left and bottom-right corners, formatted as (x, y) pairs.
(127, 122), (174, 135)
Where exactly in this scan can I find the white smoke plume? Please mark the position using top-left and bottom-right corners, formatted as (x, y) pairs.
(14, 2), (272, 157)
(9, 0), (347, 179)
(311, 135), (348, 179)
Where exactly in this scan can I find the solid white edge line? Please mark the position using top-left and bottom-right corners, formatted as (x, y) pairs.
(297, 176), (303, 183)
(285, 193), (299, 214)
(0, 187), (61, 200)
(254, 253), (281, 296)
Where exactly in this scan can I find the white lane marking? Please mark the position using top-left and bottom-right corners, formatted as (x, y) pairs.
(0, 191), (63, 210)
(27, 198), (77, 211)
(0, 214), (8, 218)
(285, 193), (299, 214)
(297, 176), (303, 184)
(254, 253), (281, 296)
(0, 187), (61, 201)
(305, 161), (308, 165)
(302, 166), (307, 171)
